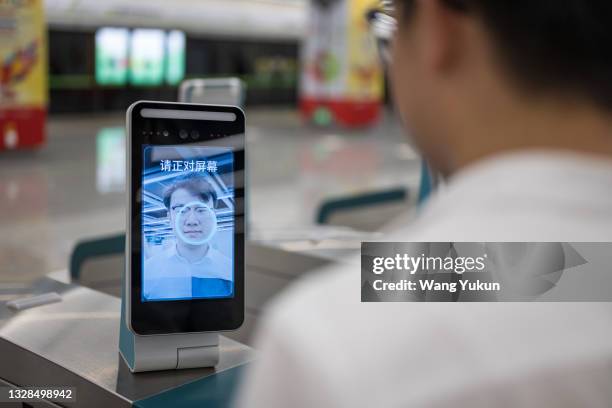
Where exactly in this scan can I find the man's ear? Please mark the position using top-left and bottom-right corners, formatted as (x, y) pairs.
(418, 0), (467, 74)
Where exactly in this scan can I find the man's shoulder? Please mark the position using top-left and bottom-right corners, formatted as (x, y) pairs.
(209, 246), (230, 259)
(144, 247), (176, 269)
(152, 245), (177, 258)
(263, 258), (612, 405)
(207, 247), (232, 266)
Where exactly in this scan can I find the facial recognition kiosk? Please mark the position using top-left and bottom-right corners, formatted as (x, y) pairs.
(121, 101), (246, 372)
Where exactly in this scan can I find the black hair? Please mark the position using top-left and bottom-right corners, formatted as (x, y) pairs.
(163, 175), (218, 210)
(401, 0), (612, 109)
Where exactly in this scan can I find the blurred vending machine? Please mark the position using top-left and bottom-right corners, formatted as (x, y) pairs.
(0, 0), (47, 150)
(300, 0), (383, 127)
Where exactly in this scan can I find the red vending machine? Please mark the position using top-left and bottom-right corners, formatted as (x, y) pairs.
(300, 0), (383, 128)
(0, 0), (47, 150)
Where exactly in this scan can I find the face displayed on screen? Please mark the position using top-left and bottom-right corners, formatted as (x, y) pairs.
(168, 188), (217, 245)
(141, 145), (234, 302)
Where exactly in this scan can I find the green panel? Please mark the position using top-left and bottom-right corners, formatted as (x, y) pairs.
(316, 188), (408, 224)
(166, 30), (186, 85)
(69, 234), (125, 281)
(130, 29), (165, 86)
(95, 28), (129, 86)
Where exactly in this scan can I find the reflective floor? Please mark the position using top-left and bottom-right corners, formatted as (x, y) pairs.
(0, 108), (420, 284)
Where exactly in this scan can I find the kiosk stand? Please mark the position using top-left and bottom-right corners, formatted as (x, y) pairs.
(119, 296), (220, 372)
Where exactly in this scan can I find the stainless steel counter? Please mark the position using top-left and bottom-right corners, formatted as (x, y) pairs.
(0, 278), (253, 407)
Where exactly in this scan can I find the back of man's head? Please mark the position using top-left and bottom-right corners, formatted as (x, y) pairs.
(430, 1), (612, 108)
(393, 0), (612, 174)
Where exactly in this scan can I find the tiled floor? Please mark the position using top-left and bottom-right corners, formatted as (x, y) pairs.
(0, 108), (421, 284)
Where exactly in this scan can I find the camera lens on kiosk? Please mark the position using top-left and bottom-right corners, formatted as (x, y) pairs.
(162, 130), (169, 137)
(190, 130), (199, 140)
(179, 129), (188, 139)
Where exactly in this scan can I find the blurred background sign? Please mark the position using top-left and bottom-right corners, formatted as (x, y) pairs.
(300, 0), (383, 127)
(166, 30), (186, 86)
(95, 28), (129, 86)
(46, 0), (303, 114)
(96, 126), (126, 194)
(0, 0), (48, 150)
(95, 28), (186, 87)
(129, 28), (166, 86)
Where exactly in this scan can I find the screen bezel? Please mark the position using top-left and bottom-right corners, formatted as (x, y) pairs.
(127, 101), (245, 335)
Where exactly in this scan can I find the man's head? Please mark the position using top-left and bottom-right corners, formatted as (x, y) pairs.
(164, 176), (218, 245)
(390, 0), (612, 175)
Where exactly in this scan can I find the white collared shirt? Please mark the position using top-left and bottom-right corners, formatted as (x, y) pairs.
(143, 244), (232, 300)
(236, 151), (612, 408)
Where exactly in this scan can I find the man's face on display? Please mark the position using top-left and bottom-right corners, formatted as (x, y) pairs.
(168, 188), (216, 246)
